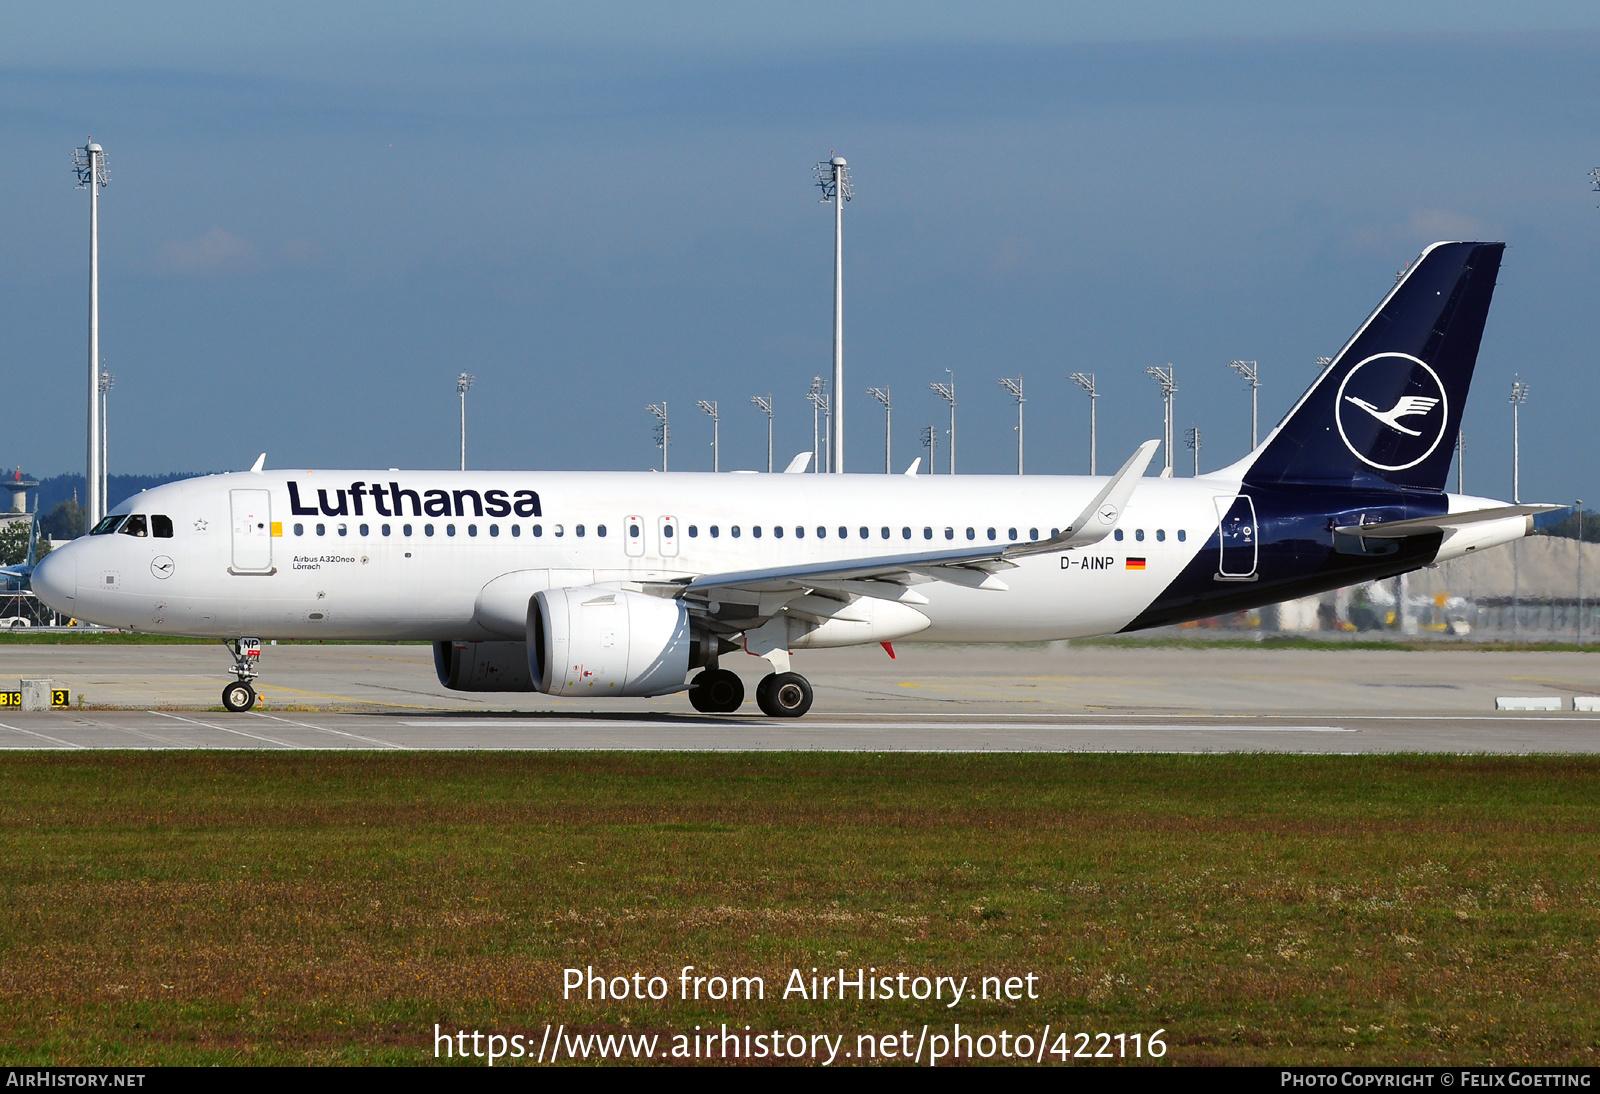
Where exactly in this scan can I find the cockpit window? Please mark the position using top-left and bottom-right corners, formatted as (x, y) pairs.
(119, 515), (149, 537)
(90, 515), (125, 535)
(152, 515), (174, 538)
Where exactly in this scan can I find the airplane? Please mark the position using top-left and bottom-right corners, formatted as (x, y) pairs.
(29, 240), (1558, 717)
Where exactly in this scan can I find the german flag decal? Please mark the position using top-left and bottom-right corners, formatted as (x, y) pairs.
(1125, 557), (1147, 570)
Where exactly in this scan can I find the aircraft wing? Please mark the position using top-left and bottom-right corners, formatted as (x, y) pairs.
(676, 440), (1160, 603)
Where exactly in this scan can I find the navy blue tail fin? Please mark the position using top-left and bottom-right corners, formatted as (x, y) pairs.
(1244, 241), (1503, 492)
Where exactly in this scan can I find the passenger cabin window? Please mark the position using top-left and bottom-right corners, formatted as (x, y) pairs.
(986, 528), (996, 541)
(1156, 529), (1165, 542)
(710, 525), (720, 538)
(1135, 529), (1145, 542)
(152, 515), (174, 538)
(293, 523), (305, 536)
(688, 525), (698, 538)
(752, 526), (762, 538)
(338, 524), (348, 536)
(1177, 529), (1187, 542)
(489, 525), (499, 537)
(359, 523), (370, 536)
(1114, 529), (1124, 541)
(967, 527), (975, 540)
(316, 523), (327, 536)
(119, 515), (148, 537)
(1008, 528), (1018, 541)
(511, 525), (521, 537)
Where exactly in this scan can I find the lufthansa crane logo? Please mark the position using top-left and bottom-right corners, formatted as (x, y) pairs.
(1333, 352), (1449, 472)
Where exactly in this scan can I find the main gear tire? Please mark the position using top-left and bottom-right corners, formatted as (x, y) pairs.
(755, 672), (812, 718)
(689, 668), (745, 713)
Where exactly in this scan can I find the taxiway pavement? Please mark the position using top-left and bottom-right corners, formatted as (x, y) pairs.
(1, 641), (1597, 751)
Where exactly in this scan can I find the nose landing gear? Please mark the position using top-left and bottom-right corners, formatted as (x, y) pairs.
(221, 637), (262, 712)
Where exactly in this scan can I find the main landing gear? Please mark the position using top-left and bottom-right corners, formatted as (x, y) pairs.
(755, 672), (812, 718)
(687, 667), (814, 717)
(688, 668), (744, 713)
(221, 637), (262, 712)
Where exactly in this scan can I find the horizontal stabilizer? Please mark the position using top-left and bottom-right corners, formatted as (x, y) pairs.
(1334, 503), (1562, 538)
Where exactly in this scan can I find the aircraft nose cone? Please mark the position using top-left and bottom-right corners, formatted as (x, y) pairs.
(30, 548), (77, 612)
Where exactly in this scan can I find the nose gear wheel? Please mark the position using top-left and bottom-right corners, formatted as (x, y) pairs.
(222, 681), (256, 712)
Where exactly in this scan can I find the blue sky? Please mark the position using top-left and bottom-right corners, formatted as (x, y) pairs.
(2, 4), (1599, 504)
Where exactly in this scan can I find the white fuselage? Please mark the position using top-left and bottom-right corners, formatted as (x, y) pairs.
(34, 469), (1240, 644)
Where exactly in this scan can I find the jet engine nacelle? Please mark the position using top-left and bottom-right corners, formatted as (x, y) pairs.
(529, 586), (693, 697)
(434, 639), (536, 692)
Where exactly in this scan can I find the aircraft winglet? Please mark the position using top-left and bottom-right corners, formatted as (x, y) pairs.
(903, 457), (921, 476)
(1005, 439), (1161, 558)
(783, 452), (812, 474)
(249, 453), (266, 473)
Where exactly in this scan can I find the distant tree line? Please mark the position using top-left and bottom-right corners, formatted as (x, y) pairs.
(0, 470), (215, 542)
(1534, 508), (1600, 542)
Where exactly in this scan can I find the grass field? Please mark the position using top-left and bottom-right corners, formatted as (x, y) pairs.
(1, 752), (1597, 1066)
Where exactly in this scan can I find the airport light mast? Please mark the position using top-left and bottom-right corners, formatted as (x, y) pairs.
(921, 424), (937, 474)
(867, 386), (891, 473)
(807, 377), (829, 473)
(815, 153), (851, 474)
(749, 395), (773, 473)
(1185, 425), (1201, 477)
(646, 402), (670, 471)
(998, 375), (1024, 474)
(1510, 376), (1529, 504)
(1146, 364), (1177, 476)
(697, 400), (720, 472)
(1228, 359), (1260, 449)
(98, 369), (114, 507)
(1069, 372), (1098, 475)
(1509, 377), (1529, 641)
(930, 370), (955, 474)
(456, 372), (474, 470)
(73, 137), (109, 525)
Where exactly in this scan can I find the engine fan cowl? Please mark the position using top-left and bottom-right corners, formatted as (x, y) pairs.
(528, 586), (693, 696)
(434, 640), (536, 692)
